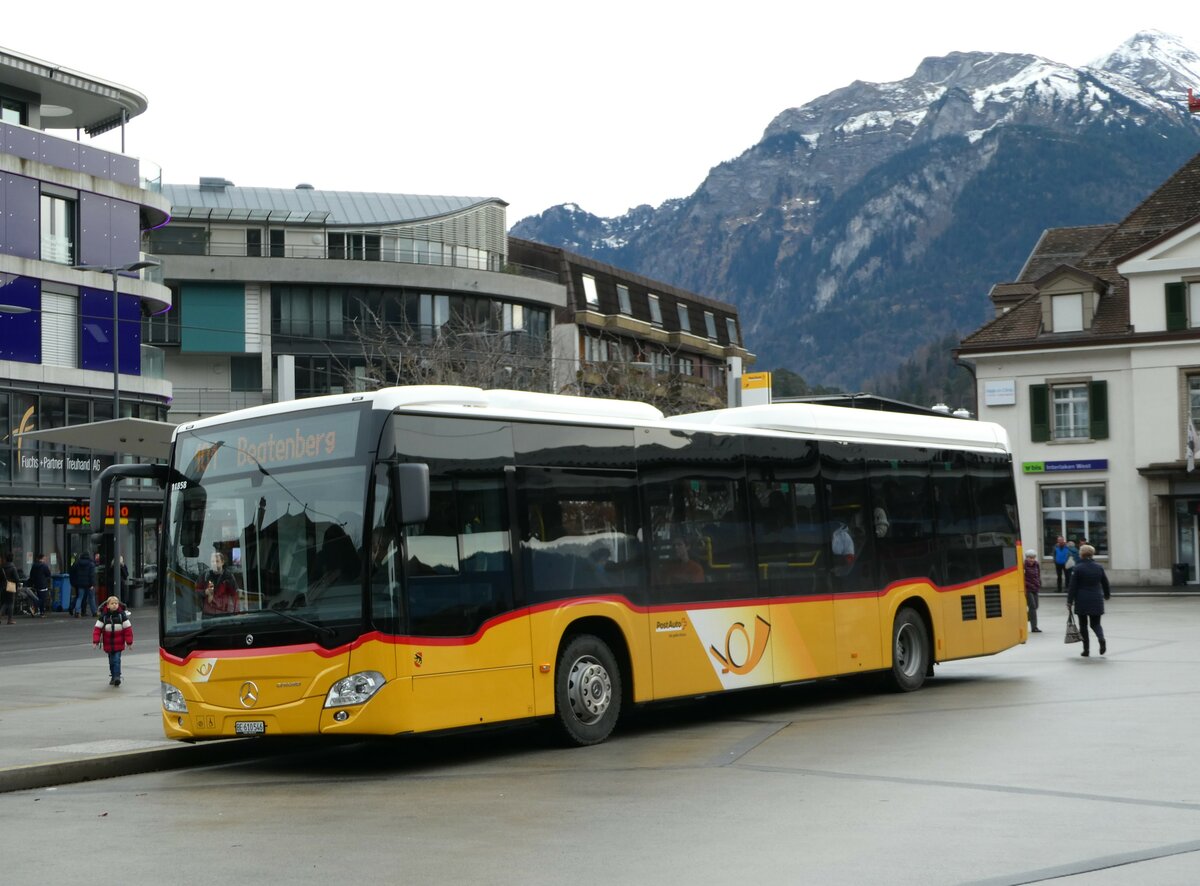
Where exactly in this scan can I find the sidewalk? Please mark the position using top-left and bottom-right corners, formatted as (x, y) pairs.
(1, 584), (1195, 793)
(0, 619), (255, 794)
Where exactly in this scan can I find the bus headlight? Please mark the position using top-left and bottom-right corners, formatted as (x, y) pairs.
(162, 681), (188, 713)
(324, 671), (386, 708)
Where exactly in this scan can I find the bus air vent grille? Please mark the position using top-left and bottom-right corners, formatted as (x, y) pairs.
(961, 594), (977, 621)
(984, 584), (1003, 618)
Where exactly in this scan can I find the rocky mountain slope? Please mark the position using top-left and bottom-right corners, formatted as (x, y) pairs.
(511, 31), (1200, 390)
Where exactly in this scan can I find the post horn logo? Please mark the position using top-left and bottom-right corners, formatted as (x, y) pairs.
(709, 615), (771, 675)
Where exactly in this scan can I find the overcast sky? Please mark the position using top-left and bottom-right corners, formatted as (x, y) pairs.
(6, 2), (1200, 224)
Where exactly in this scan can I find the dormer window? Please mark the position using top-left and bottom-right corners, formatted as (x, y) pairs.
(581, 274), (599, 308)
(1051, 293), (1084, 332)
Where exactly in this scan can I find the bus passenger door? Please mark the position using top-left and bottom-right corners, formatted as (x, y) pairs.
(403, 476), (534, 732)
(824, 446), (884, 674)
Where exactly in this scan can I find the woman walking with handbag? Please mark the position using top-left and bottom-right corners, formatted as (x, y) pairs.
(1067, 544), (1110, 657)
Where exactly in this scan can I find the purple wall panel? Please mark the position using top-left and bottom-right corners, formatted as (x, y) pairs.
(110, 154), (138, 187)
(0, 276), (41, 363)
(119, 291), (141, 375)
(78, 145), (111, 180)
(39, 135), (79, 171)
(79, 285), (141, 375)
(2, 174), (38, 259)
(79, 192), (112, 269)
(2, 122), (38, 162)
(110, 199), (139, 266)
(80, 285), (113, 372)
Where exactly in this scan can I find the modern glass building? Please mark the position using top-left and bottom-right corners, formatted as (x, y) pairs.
(149, 180), (566, 418)
(0, 47), (172, 586)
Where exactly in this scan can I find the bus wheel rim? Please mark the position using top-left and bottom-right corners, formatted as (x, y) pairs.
(896, 624), (920, 677)
(567, 655), (611, 724)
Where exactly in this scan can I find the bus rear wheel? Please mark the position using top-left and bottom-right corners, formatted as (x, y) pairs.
(889, 608), (929, 692)
(555, 634), (622, 746)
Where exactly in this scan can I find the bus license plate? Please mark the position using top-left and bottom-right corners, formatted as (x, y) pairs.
(235, 720), (266, 736)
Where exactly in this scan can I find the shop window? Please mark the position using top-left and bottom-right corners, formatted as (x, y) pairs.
(1041, 485), (1106, 556)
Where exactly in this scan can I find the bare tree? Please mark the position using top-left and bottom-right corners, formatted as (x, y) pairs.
(569, 329), (727, 417)
(335, 302), (553, 393)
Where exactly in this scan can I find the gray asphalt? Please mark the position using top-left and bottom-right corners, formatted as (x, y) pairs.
(0, 587), (1193, 795)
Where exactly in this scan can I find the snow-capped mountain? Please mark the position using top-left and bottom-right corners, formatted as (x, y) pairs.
(512, 30), (1200, 390)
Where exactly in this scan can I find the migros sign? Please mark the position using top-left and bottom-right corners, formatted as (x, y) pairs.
(67, 503), (129, 526)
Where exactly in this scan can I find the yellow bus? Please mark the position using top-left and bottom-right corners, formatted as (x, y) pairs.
(93, 386), (1025, 745)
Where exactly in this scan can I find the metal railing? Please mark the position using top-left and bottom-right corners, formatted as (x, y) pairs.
(168, 389), (269, 418)
(142, 237), (562, 284)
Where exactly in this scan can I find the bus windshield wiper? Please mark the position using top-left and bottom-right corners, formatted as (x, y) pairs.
(239, 607), (338, 639)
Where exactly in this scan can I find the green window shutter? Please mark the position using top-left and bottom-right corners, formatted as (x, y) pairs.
(1089, 380), (1108, 440)
(1030, 384), (1049, 442)
(1166, 282), (1187, 331)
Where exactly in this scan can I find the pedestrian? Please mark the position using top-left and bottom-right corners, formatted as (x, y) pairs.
(0, 552), (18, 625)
(1024, 548), (1041, 632)
(1053, 536), (1071, 593)
(1067, 544), (1110, 657)
(69, 550), (98, 618)
(92, 595), (133, 686)
(27, 553), (52, 617)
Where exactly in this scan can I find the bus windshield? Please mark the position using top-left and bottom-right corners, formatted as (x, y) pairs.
(162, 409), (369, 647)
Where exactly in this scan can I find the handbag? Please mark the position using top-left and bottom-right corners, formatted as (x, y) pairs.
(1064, 612), (1082, 644)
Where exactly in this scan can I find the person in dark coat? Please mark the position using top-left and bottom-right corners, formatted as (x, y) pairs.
(69, 551), (98, 618)
(0, 552), (18, 624)
(27, 553), (52, 617)
(1067, 544), (1110, 657)
(1023, 549), (1041, 632)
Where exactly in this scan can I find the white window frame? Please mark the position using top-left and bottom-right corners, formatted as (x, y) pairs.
(581, 274), (599, 308)
(616, 285), (632, 315)
(1051, 293), (1084, 333)
(648, 294), (663, 326)
(677, 303), (691, 333)
(726, 317), (738, 344)
(1052, 383), (1090, 440)
(704, 311), (717, 339)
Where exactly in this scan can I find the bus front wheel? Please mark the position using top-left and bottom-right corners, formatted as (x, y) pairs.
(889, 608), (929, 692)
(555, 634), (622, 746)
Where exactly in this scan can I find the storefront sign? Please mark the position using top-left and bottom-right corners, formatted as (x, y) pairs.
(984, 379), (1016, 406)
(1023, 459), (1109, 474)
(67, 504), (129, 526)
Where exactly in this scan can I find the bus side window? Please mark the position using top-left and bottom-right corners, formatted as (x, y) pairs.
(821, 445), (875, 593)
(369, 464), (402, 633)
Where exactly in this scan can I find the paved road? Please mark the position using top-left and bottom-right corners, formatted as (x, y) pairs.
(2, 595), (1199, 885)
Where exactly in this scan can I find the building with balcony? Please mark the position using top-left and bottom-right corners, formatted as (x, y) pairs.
(150, 180), (566, 420)
(507, 238), (753, 413)
(958, 150), (1200, 586)
(0, 47), (172, 581)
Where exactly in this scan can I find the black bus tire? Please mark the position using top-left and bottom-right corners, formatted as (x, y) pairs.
(889, 607), (929, 692)
(555, 634), (622, 746)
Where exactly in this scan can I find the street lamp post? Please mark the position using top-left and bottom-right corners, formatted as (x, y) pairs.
(74, 259), (160, 605)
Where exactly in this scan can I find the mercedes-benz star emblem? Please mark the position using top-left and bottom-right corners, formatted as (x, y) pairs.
(245, 634), (254, 646)
(239, 681), (259, 708)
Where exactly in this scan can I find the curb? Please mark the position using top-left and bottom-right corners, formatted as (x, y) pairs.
(0, 739), (254, 794)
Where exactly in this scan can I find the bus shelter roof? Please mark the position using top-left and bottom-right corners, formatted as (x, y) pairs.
(18, 418), (175, 460)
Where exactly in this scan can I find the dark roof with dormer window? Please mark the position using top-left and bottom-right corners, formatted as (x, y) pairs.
(960, 151), (1200, 354)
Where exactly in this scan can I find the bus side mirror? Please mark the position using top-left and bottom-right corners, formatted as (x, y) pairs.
(395, 463), (430, 525)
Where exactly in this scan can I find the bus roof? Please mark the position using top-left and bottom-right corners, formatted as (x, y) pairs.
(175, 386), (1010, 455)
